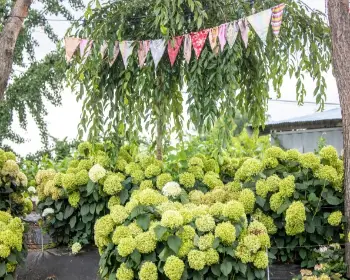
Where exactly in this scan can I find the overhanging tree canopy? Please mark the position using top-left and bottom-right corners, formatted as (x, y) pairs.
(67, 0), (331, 157)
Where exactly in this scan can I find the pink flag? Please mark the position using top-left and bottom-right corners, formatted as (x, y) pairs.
(190, 29), (209, 59)
(64, 37), (81, 62)
(218, 24), (227, 51)
(168, 36), (183, 67)
(183, 34), (192, 64)
(80, 39), (93, 62)
(109, 41), (120, 67)
(138, 41), (150, 68)
(238, 19), (250, 48)
(208, 27), (219, 55)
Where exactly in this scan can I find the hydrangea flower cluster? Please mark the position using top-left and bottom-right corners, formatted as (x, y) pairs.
(95, 188), (270, 279)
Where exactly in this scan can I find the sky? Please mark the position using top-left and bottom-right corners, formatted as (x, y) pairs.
(4, 0), (340, 156)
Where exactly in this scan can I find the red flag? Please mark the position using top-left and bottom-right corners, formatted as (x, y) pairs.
(168, 36), (183, 67)
(190, 29), (210, 59)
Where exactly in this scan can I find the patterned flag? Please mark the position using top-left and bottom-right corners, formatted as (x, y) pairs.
(80, 39), (93, 63)
(219, 24), (227, 51)
(120, 41), (134, 68)
(238, 19), (250, 48)
(109, 41), (120, 67)
(190, 29), (210, 59)
(100, 41), (108, 58)
(271, 3), (285, 36)
(168, 36), (183, 67)
(247, 9), (273, 44)
(226, 22), (239, 48)
(183, 34), (192, 64)
(150, 39), (166, 69)
(138, 41), (150, 68)
(209, 27), (219, 55)
(65, 37), (81, 62)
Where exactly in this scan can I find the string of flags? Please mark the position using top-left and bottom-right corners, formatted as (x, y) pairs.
(65, 3), (285, 69)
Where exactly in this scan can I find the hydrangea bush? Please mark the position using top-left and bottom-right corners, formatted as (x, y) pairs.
(0, 211), (25, 279)
(96, 188), (270, 280)
(0, 149), (32, 216)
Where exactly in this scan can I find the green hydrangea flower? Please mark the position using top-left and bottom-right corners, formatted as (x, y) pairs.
(115, 158), (127, 172)
(270, 192), (284, 212)
(189, 190), (204, 205)
(319, 146), (338, 165)
(144, 164), (162, 178)
(286, 149), (301, 161)
(188, 165), (204, 180)
(188, 250), (206, 270)
(253, 209), (277, 235)
(140, 180), (154, 190)
(117, 237), (136, 257)
(198, 233), (214, 250)
(68, 192), (80, 208)
(135, 231), (157, 254)
(279, 175), (295, 198)
(110, 205), (128, 225)
(253, 251), (269, 269)
(112, 226), (131, 245)
(116, 263), (134, 280)
(222, 200), (245, 222)
(4, 152), (16, 161)
(328, 211), (343, 226)
(285, 201), (306, 236)
(235, 158), (263, 182)
(77, 142), (92, 156)
(189, 157), (204, 168)
(209, 202), (224, 217)
(125, 162), (142, 175)
(164, 256), (185, 280)
(299, 152), (321, 170)
(179, 172), (196, 189)
(75, 170), (89, 186)
(195, 214), (215, 232)
(205, 248), (220, 265)
(238, 189), (255, 214)
(264, 147), (286, 160)
(203, 159), (219, 173)
(1, 160), (19, 177)
(203, 173), (224, 189)
(103, 174), (123, 195)
(156, 173), (172, 189)
(215, 222), (236, 245)
(78, 159), (93, 171)
(161, 210), (184, 229)
(139, 262), (158, 280)
(131, 169), (145, 185)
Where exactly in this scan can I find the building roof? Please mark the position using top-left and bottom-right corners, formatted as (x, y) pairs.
(262, 107), (342, 132)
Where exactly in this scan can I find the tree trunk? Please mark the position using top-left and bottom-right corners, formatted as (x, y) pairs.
(328, 0), (350, 276)
(0, 0), (33, 100)
(156, 118), (163, 160)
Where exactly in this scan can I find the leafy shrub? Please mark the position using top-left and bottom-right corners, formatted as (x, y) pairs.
(0, 211), (26, 279)
(0, 149), (32, 216)
(97, 188), (270, 280)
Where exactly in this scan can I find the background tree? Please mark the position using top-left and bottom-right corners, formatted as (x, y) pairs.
(0, 0), (84, 146)
(67, 0), (330, 159)
(327, 0), (350, 275)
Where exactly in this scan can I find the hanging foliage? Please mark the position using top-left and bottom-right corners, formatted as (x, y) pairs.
(67, 0), (331, 153)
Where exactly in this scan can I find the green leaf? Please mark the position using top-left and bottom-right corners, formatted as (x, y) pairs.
(238, 262), (247, 274)
(211, 264), (221, 276)
(7, 253), (16, 263)
(69, 215), (77, 229)
(220, 259), (233, 276)
(109, 273), (116, 280)
(64, 206), (74, 219)
(81, 204), (90, 216)
(56, 212), (63, 221)
(255, 196), (266, 208)
(96, 203), (105, 214)
(159, 246), (172, 261)
(119, 189), (129, 205)
(308, 193), (318, 202)
(299, 248), (307, 260)
(212, 238), (220, 249)
(90, 203), (96, 214)
(130, 250), (141, 265)
(4, 274), (13, 280)
(154, 225), (167, 240)
(326, 195), (341, 205)
(137, 214), (150, 231)
(167, 236), (182, 254)
(0, 262), (5, 277)
(87, 180), (95, 194)
(277, 201), (291, 214)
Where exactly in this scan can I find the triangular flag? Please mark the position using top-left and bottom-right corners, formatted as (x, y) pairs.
(226, 22), (239, 48)
(150, 39), (166, 69)
(190, 29), (210, 59)
(109, 41), (120, 67)
(219, 24), (227, 51)
(209, 27), (219, 55)
(100, 41), (108, 58)
(271, 3), (285, 36)
(183, 34), (192, 64)
(238, 19), (250, 48)
(79, 39), (93, 63)
(120, 41), (134, 68)
(138, 41), (150, 68)
(65, 37), (81, 62)
(247, 9), (272, 43)
(168, 36), (183, 67)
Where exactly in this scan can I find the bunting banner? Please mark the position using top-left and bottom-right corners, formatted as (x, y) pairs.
(150, 39), (166, 69)
(109, 41), (120, 67)
(80, 39), (93, 63)
(247, 9), (272, 44)
(138, 40), (150, 68)
(271, 3), (285, 36)
(100, 41), (108, 58)
(191, 29), (210, 59)
(219, 24), (227, 51)
(65, 37), (81, 62)
(238, 19), (250, 48)
(65, 4), (284, 66)
(120, 41), (134, 68)
(209, 27), (219, 55)
(183, 34), (192, 64)
(168, 36), (183, 67)
(226, 21), (239, 48)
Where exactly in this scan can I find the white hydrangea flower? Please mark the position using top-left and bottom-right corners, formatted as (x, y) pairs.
(162, 181), (182, 198)
(72, 242), (82, 255)
(42, 208), (55, 217)
(28, 186), (36, 193)
(88, 164), (106, 182)
(319, 246), (328, 253)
